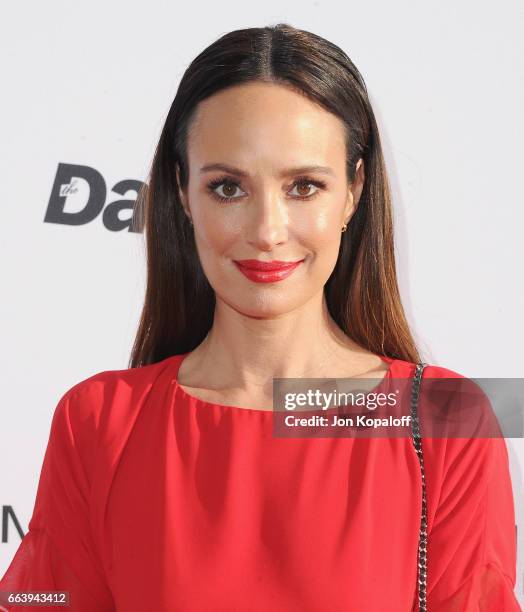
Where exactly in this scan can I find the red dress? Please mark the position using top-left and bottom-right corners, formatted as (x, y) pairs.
(0, 353), (520, 611)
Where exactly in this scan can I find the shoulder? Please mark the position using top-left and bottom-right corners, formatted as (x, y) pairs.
(50, 354), (180, 442)
(59, 353), (179, 402)
(391, 358), (500, 437)
(390, 357), (469, 380)
(408, 361), (507, 493)
(36, 355), (183, 508)
(421, 362), (470, 380)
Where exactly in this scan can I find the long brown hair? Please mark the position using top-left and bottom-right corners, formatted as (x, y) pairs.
(129, 23), (422, 368)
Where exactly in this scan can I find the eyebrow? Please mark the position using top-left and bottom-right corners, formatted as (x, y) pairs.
(199, 163), (335, 178)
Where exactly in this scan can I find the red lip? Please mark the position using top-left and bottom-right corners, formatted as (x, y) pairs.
(234, 259), (305, 271)
(233, 258), (305, 283)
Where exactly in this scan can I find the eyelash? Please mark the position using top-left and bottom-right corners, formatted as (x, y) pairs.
(206, 175), (328, 204)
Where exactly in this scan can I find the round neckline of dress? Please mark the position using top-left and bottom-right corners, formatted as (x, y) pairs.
(171, 351), (399, 415)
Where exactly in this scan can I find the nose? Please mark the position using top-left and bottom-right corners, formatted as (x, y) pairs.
(245, 191), (288, 251)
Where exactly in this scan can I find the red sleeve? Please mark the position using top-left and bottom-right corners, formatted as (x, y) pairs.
(419, 435), (521, 610)
(0, 387), (115, 611)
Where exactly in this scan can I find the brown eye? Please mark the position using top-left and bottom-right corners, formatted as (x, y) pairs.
(289, 180), (324, 199)
(206, 178), (246, 203)
(296, 183), (314, 197)
(221, 182), (238, 198)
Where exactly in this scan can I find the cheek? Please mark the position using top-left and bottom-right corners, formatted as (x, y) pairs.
(191, 209), (240, 269)
(188, 183), (241, 252)
(294, 206), (343, 255)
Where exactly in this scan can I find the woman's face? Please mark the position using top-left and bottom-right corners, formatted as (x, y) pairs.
(177, 81), (364, 318)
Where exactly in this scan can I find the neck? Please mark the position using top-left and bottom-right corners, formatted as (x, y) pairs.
(187, 291), (371, 391)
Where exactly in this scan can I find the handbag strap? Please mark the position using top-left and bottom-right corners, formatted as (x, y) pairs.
(411, 362), (428, 611)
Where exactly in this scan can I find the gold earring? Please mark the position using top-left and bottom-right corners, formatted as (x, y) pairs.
(341, 222), (347, 233)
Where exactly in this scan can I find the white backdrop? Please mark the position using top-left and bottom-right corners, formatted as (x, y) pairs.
(2, 0), (523, 606)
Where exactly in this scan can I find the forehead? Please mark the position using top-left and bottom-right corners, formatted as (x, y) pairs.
(186, 81), (347, 169)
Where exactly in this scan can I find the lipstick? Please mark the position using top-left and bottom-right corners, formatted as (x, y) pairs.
(233, 259), (305, 283)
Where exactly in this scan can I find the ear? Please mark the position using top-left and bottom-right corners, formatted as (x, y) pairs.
(175, 163), (193, 223)
(343, 158), (365, 224)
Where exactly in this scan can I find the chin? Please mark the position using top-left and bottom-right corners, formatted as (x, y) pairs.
(229, 292), (310, 319)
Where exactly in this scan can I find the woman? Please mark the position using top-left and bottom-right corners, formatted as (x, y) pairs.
(0, 23), (520, 611)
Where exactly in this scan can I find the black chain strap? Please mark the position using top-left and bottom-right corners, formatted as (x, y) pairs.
(411, 362), (428, 611)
